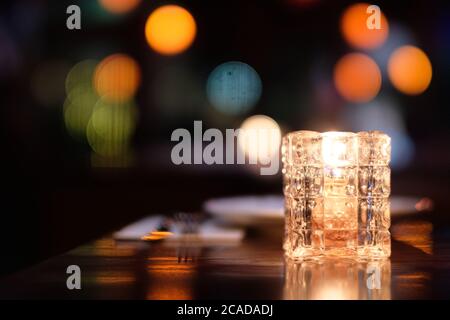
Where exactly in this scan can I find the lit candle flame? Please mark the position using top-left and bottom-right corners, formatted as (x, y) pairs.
(322, 132), (353, 168)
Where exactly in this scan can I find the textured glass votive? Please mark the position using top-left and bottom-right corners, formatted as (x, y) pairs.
(282, 130), (391, 260)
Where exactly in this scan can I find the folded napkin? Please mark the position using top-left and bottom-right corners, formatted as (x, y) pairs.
(113, 215), (244, 243)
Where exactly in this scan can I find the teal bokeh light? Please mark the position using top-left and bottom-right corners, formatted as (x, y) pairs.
(207, 61), (262, 115)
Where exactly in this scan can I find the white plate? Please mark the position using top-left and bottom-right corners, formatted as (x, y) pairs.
(203, 195), (430, 227)
(204, 195), (284, 227)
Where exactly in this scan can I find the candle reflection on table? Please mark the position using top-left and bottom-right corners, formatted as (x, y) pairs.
(283, 258), (391, 300)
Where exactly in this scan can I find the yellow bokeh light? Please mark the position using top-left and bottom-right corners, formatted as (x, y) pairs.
(87, 99), (137, 156)
(238, 115), (281, 163)
(64, 85), (99, 138)
(91, 101), (137, 142)
(333, 53), (382, 103)
(65, 59), (98, 95)
(340, 3), (389, 50)
(145, 5), (197, 56)
(388, 45), (432, 95)
(98, 0), (141, 14)
(94, 53), (141, 102)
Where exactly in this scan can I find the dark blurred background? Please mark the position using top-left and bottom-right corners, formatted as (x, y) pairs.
(1, 0), (450, 275)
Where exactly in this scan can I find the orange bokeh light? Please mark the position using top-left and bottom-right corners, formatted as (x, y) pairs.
(388, 46), (432, 95)
(94, 54), (141, 102)
(99, 0), (141, 14)
(340, 3), (389, 50)
(333, 53), (382, 103)
(145, 5), (197, 56)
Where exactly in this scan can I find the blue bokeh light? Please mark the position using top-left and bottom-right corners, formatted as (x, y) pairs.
(206, 61), (262, 115)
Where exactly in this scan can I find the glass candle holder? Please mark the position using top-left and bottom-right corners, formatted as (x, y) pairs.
(282, 131), (391, 260)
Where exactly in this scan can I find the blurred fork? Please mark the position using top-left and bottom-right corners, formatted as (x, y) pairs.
(141, 212), (203, 263)
(174, 212), (202, 234)
(141, 212), (203, 242)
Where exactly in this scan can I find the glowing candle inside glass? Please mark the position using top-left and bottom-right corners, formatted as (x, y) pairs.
(321, 132), (358, 256)
(282, 130), (391, 260)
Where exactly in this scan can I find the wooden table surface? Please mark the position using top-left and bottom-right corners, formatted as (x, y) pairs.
(1, 212), (449, 299)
